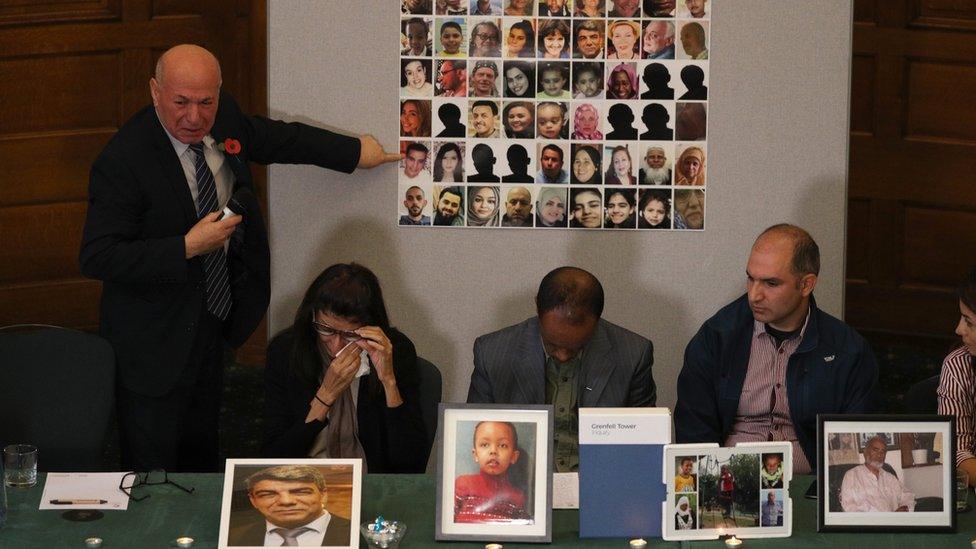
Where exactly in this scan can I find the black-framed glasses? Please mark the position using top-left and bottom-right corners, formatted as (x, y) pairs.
(119, 470), (195, 502)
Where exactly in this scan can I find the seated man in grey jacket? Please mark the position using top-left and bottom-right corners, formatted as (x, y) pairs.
(467, 266), (656, 471)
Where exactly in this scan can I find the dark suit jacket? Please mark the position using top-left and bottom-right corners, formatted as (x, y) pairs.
(79, 92), (360, 396)
(228, 513), (351, 546)
(467, 317), (656, 407)
(262, 328), (430, 473)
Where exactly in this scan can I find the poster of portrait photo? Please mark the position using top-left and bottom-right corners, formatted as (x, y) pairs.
(397, 0), (712, 230)
(817, 415), (956, 533)
(662, 442), (793, 542)
(435, 403), (553, 542)
(217, 459), (362, 548)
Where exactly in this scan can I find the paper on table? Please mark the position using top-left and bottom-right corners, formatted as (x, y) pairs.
(39, 472), (134, 510)
(553, 472), (579, 509)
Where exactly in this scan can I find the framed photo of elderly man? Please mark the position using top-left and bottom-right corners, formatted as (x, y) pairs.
(435, 403), (553, 542)
(218, 459), (362, 548)
(817, 415), (956, 533)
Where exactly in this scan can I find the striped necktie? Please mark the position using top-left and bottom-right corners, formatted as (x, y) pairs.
(271, 526), (313, 546)
(188, 142), (231, 321)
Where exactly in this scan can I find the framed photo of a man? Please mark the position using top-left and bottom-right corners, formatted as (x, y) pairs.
(218, 459), (362, 548)
(435, 403), (553, 542)
(817, 415), (956, 533)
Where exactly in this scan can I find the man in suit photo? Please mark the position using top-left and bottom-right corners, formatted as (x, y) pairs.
(79, 44), (399, 473)
(229, 465), (351, 546)
(467, 266), (656, 472)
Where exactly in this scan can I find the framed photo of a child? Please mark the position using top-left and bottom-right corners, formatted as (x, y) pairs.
(435, 403), (553, 542)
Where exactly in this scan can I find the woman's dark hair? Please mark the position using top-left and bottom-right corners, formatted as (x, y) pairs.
(288, 263), (390, 385)
(433, 142), (463, 181)
(537, 19), (570, 55)
(960, 267), (976, 313)
(503, 60), (535, 98)
(571, 145), (602, 185)
(605, 188), (636, 208)
(639, 188), (670, 212)
(400, 58), (431, 88)
(510, 20), (536, 58)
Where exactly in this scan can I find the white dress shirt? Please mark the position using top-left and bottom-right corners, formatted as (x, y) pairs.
(157, 114), (234, 211)
(263, 512), (332, 546)
(839, 464), (916, 512)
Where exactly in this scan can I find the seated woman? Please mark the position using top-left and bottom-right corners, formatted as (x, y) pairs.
(262, 263), (428, 473)
(938, 266), (976, 486)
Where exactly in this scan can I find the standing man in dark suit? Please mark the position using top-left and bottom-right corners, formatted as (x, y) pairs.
(79, 44), (399, 472)
(229, 465), (352, 546)
(467, 266), (656, 472)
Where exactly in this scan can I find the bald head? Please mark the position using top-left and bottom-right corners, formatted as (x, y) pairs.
(150, 44), (222, 144)
(155, 44), (222, 87)
(536, 266), (604, 320)
(754, 224), (820, 277)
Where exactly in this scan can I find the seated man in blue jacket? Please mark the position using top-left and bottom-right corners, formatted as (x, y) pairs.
(675, 224), (879, 474)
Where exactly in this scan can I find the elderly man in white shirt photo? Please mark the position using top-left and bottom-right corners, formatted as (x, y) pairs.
(839, 435), (916, 512)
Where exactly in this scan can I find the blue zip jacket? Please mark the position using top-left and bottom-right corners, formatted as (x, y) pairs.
(674, 294), (880, 470)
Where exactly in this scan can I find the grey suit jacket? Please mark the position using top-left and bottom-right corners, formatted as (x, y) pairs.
(467, 317), (656, 406)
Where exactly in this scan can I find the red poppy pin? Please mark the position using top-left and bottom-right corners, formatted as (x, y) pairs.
(217, 138), (242, 155)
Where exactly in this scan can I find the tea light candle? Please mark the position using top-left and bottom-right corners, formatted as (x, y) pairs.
(629, 539), (648, 548)
(725, 536), (743, 547)
(84, 537), (103, 548)
(176, 536), (195, 548)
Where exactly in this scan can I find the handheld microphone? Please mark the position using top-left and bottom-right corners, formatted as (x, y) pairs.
(219, 187), (253, 220)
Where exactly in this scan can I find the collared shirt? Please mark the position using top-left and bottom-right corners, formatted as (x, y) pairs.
(725, 310), (812, 473)
(263, 511), (332, 546)
(761, 500), (782, 526)
(399, 214), (431, 226)
(536, 169), (569, 184)
(545, 350), (581, 473)
(839, 464), (915, 512)
(157, 113), (233, 211)
(469, 128), (500, 138)
(647, 44), (675, 60)
(937, 346), (976, 466)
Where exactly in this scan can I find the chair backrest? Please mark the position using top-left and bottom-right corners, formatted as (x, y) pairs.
(414, 356), (442, 465)
(0, 326), (115, 471)
(904, 374), (941, 414)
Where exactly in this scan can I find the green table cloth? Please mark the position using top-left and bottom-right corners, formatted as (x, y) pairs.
(0, 474), (971, 547)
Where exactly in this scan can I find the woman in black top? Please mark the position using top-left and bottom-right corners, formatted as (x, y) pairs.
(262, 263), (429, 473)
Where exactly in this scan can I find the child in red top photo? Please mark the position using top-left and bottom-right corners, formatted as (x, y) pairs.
(454, 421), (532, 523)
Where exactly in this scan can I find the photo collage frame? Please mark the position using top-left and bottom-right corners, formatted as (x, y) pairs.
(662, 442), (793, 541)
(398, 0), (710, 230)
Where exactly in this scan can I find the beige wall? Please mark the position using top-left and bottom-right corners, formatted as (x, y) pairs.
(266, 0), (853, 409)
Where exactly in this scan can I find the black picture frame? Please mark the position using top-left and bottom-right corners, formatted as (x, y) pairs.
(816, 414), (956, 533)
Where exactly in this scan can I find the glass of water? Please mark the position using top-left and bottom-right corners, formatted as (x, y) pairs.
(3, 444), (38, 488)
(956, 470), (970, 512)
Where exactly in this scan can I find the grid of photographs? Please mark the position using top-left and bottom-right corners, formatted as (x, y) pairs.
(398, 0), (710, 230)
(663, 443), (792, 541)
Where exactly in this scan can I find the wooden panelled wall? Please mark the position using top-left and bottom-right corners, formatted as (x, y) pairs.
(846, 0), (976, 345)
(3, 0), (971, 360)
(0, 0), (268, 362)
